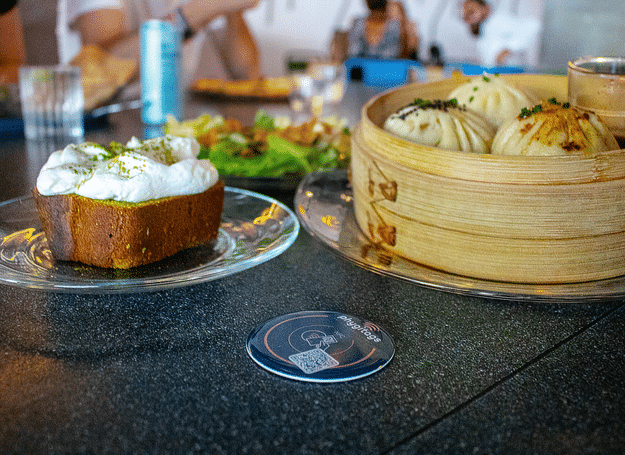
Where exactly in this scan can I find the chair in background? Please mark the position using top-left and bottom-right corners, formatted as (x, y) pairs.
(344, 57), (425, 89)
(343, 58), (525, 90)
(447, 61), (527, 76)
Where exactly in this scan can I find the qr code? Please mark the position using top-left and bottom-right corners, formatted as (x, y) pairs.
(289, 348), (339, 374)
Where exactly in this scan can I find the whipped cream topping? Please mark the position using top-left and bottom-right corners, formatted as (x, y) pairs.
(36, 135), (219, 202)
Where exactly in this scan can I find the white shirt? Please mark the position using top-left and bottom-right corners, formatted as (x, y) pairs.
(477, 9), (542, 67)
(56, 0), (230, 85)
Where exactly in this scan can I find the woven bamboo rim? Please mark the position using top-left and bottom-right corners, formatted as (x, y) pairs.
(360, 75), (625, 184)
(352, 187), (625, 284)
(351, 74), (625, 283)
(352, 125), (625, 239)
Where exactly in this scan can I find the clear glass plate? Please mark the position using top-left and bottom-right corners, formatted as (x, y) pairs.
(295, 170), (625, 302)
(0, 188), (299, 293)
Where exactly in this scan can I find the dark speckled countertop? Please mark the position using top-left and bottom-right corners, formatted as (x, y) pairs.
(1, 84), (624, 454)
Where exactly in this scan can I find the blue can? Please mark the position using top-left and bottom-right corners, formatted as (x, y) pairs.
(140, 20), (182, 125)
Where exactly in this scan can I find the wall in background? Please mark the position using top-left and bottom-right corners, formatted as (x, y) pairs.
(17, 0), (625, 76)
(412, 0), (546, 68)
(246, 0), (625, 76)
(245, 0), (366, 76)
(540, 0), (625, 70)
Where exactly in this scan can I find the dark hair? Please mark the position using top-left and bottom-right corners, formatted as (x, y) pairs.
(465, 0), (488, 36)
(366, 0), (387, 11)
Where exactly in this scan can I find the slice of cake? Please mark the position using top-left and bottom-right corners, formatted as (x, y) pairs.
(33, 135), (225, 269)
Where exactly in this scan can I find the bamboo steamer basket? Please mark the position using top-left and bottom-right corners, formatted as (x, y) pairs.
(351, 74), (625, 284)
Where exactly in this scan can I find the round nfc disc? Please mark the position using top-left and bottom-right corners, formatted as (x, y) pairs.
(246, 311), (394, 383)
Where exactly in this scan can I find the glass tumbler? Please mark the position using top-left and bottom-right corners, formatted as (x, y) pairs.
(568, 56), (625, 149)
(19, 65), (85, 144)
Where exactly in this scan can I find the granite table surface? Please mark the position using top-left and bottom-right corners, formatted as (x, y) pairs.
(1, 84), (624, 454)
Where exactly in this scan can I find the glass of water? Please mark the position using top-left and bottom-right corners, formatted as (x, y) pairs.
(288, 73), (315, 122)
(19, 65), (85, 145)
(289, 59), (345, 121)
(308, 61), (344, 104)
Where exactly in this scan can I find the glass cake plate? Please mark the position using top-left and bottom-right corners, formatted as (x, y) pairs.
(295, 170), (625, 302)
(0, 187), (299, 293)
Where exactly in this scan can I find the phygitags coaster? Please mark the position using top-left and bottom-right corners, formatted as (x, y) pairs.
(246, 311), (394, 383)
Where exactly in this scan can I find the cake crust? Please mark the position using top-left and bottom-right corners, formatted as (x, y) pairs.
(33, 181), (225, 269)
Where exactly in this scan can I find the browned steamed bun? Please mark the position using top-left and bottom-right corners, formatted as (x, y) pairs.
(383, 98), (496, 153)
(448, 74), (540, 128)
(492, 99), (619, 156)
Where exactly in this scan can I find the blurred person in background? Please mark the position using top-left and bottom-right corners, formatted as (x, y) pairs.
(333, 0), (419, 61)
(0, 0), (26, 84)
(56, 0), (261, 84)
(461, 0), (542, 67)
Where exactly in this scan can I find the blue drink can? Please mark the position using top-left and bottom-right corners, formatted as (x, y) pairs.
(140, 20), (182, 124)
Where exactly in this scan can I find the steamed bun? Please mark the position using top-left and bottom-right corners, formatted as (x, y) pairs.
(492, 99), (619, 156)
(449, 75), (539, 127)
(383, 99), (496, 154)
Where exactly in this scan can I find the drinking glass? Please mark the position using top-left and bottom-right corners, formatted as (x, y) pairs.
(288, 73), (315, 122)
(289, 59), (345, 120)
(568, 56), (625, 148)
(308, 60), (345, 105)
(19, 65), (85, 144)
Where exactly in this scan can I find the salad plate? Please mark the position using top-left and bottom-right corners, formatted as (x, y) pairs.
(0, 187), (299, 293)
(295, 170), (625, 302)
(164, 111), (351, 189)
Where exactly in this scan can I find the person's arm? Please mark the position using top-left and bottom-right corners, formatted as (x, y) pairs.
(329, 30), (349, 62)
(495, 49), (511, 65)
(0, 5), (26, 83)
(219, 11), (259, 80)
(176, 0), (259, 33)
(404, 19), (419, 59)
(387, 1), (418, 59)
(72, 0), (260, 62)
(72, 7), (141, 61)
